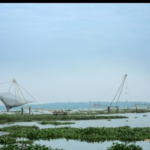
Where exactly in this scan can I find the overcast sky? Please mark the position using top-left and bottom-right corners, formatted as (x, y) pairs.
(0, 3), (150, 104)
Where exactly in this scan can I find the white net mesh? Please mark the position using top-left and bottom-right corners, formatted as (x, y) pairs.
(0, 79), (36, 111)
(0, 92), (33, 111)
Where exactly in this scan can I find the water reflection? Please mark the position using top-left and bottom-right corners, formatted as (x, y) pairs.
(34, 139), (150, 150)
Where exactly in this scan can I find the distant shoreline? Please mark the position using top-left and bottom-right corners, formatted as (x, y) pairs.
(0, 101), (150, 111)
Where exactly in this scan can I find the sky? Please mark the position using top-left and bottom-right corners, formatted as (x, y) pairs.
(0, 3), (150, 104)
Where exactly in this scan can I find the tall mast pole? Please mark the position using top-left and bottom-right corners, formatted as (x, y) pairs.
(109, 74), (127, 107)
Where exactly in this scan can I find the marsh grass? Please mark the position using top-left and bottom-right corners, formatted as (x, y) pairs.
(38, 121), (75, 125)
(0, 114), (128, 123)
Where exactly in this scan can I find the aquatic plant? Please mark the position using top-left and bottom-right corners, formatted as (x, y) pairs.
(0, 114), (128, 122)
(0, 144), (64, 150)
(107, 119), (111, 121)
(0, 120), (7, 124)
(38, 121), (75, 125)
(0, 136), (16, 144)
(107, 142), (142, 150)
(1, 125), (150, 143)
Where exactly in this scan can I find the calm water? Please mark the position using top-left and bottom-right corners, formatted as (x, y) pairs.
(0, 112), (150, 149)
(0, 112), (150, 129)
(34, 139), (150, 150)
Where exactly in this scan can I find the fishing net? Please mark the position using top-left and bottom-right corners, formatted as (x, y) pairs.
(0, 92), (34, 111)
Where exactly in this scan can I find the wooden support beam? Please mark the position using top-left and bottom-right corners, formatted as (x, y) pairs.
(108, 106), (110, 112)
(29, 107), (31, 115)
(21, 107), (23, 115)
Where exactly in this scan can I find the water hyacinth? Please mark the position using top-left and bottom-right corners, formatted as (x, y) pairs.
(107, 142), (142, 150)
(1, 125), (150, 143)
(38, 121), (75, 125)
(0, 114), (128, 123)
(0, 144), (64, 150)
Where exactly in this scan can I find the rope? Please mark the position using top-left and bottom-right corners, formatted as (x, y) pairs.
(15, 83), (22, 104)
(116, 76), (127, 106)
(0, 81), (12, 85)
(98, 77), (123, 102)
(17, 82), (34, 114)
(16, 82), (30, 107)
(17, 83), (37, 102)
(8, 81), (13, 92)
(109, 76), (126, 107)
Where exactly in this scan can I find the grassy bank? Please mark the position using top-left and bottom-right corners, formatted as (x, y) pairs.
(0, 114), (128, 123)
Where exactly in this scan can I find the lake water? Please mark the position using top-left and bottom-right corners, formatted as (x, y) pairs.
(34, 139), (150, 150)
(0, 112), (150, 129)
(0, 112), (150, 149)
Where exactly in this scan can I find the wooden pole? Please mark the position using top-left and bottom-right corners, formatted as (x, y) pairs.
(21, 107), (23, 115)
(29, 107), (31, 115)
(116, 106), (119, 113)
(108, 106), (110, 112)
(136, 107), (137, 113)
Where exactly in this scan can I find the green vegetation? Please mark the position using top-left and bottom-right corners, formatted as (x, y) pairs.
(0, 144), (63, 150)
(107, 119), (111, 121)
(107, 142), (142, 150)
(1, 125), (150, 144)
(0, 136), (16, 144)
(0, 120), (14, 124)
(0, 114), (128, 123)
(38, 121), (75, 125)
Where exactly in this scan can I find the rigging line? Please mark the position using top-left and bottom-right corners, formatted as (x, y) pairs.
(16, 82), (30, 107)
(99, 77), (123, 101)
(8, 81), (14, 92)
(0, 81), (12, 85)
(116, 77), (126, 106)
(109, 75), (126, 107)
(17, 83), (30, 107)
(116, 75), (127, 106)
(15, 83), (22, 104)
(17, 83), (37, 102)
